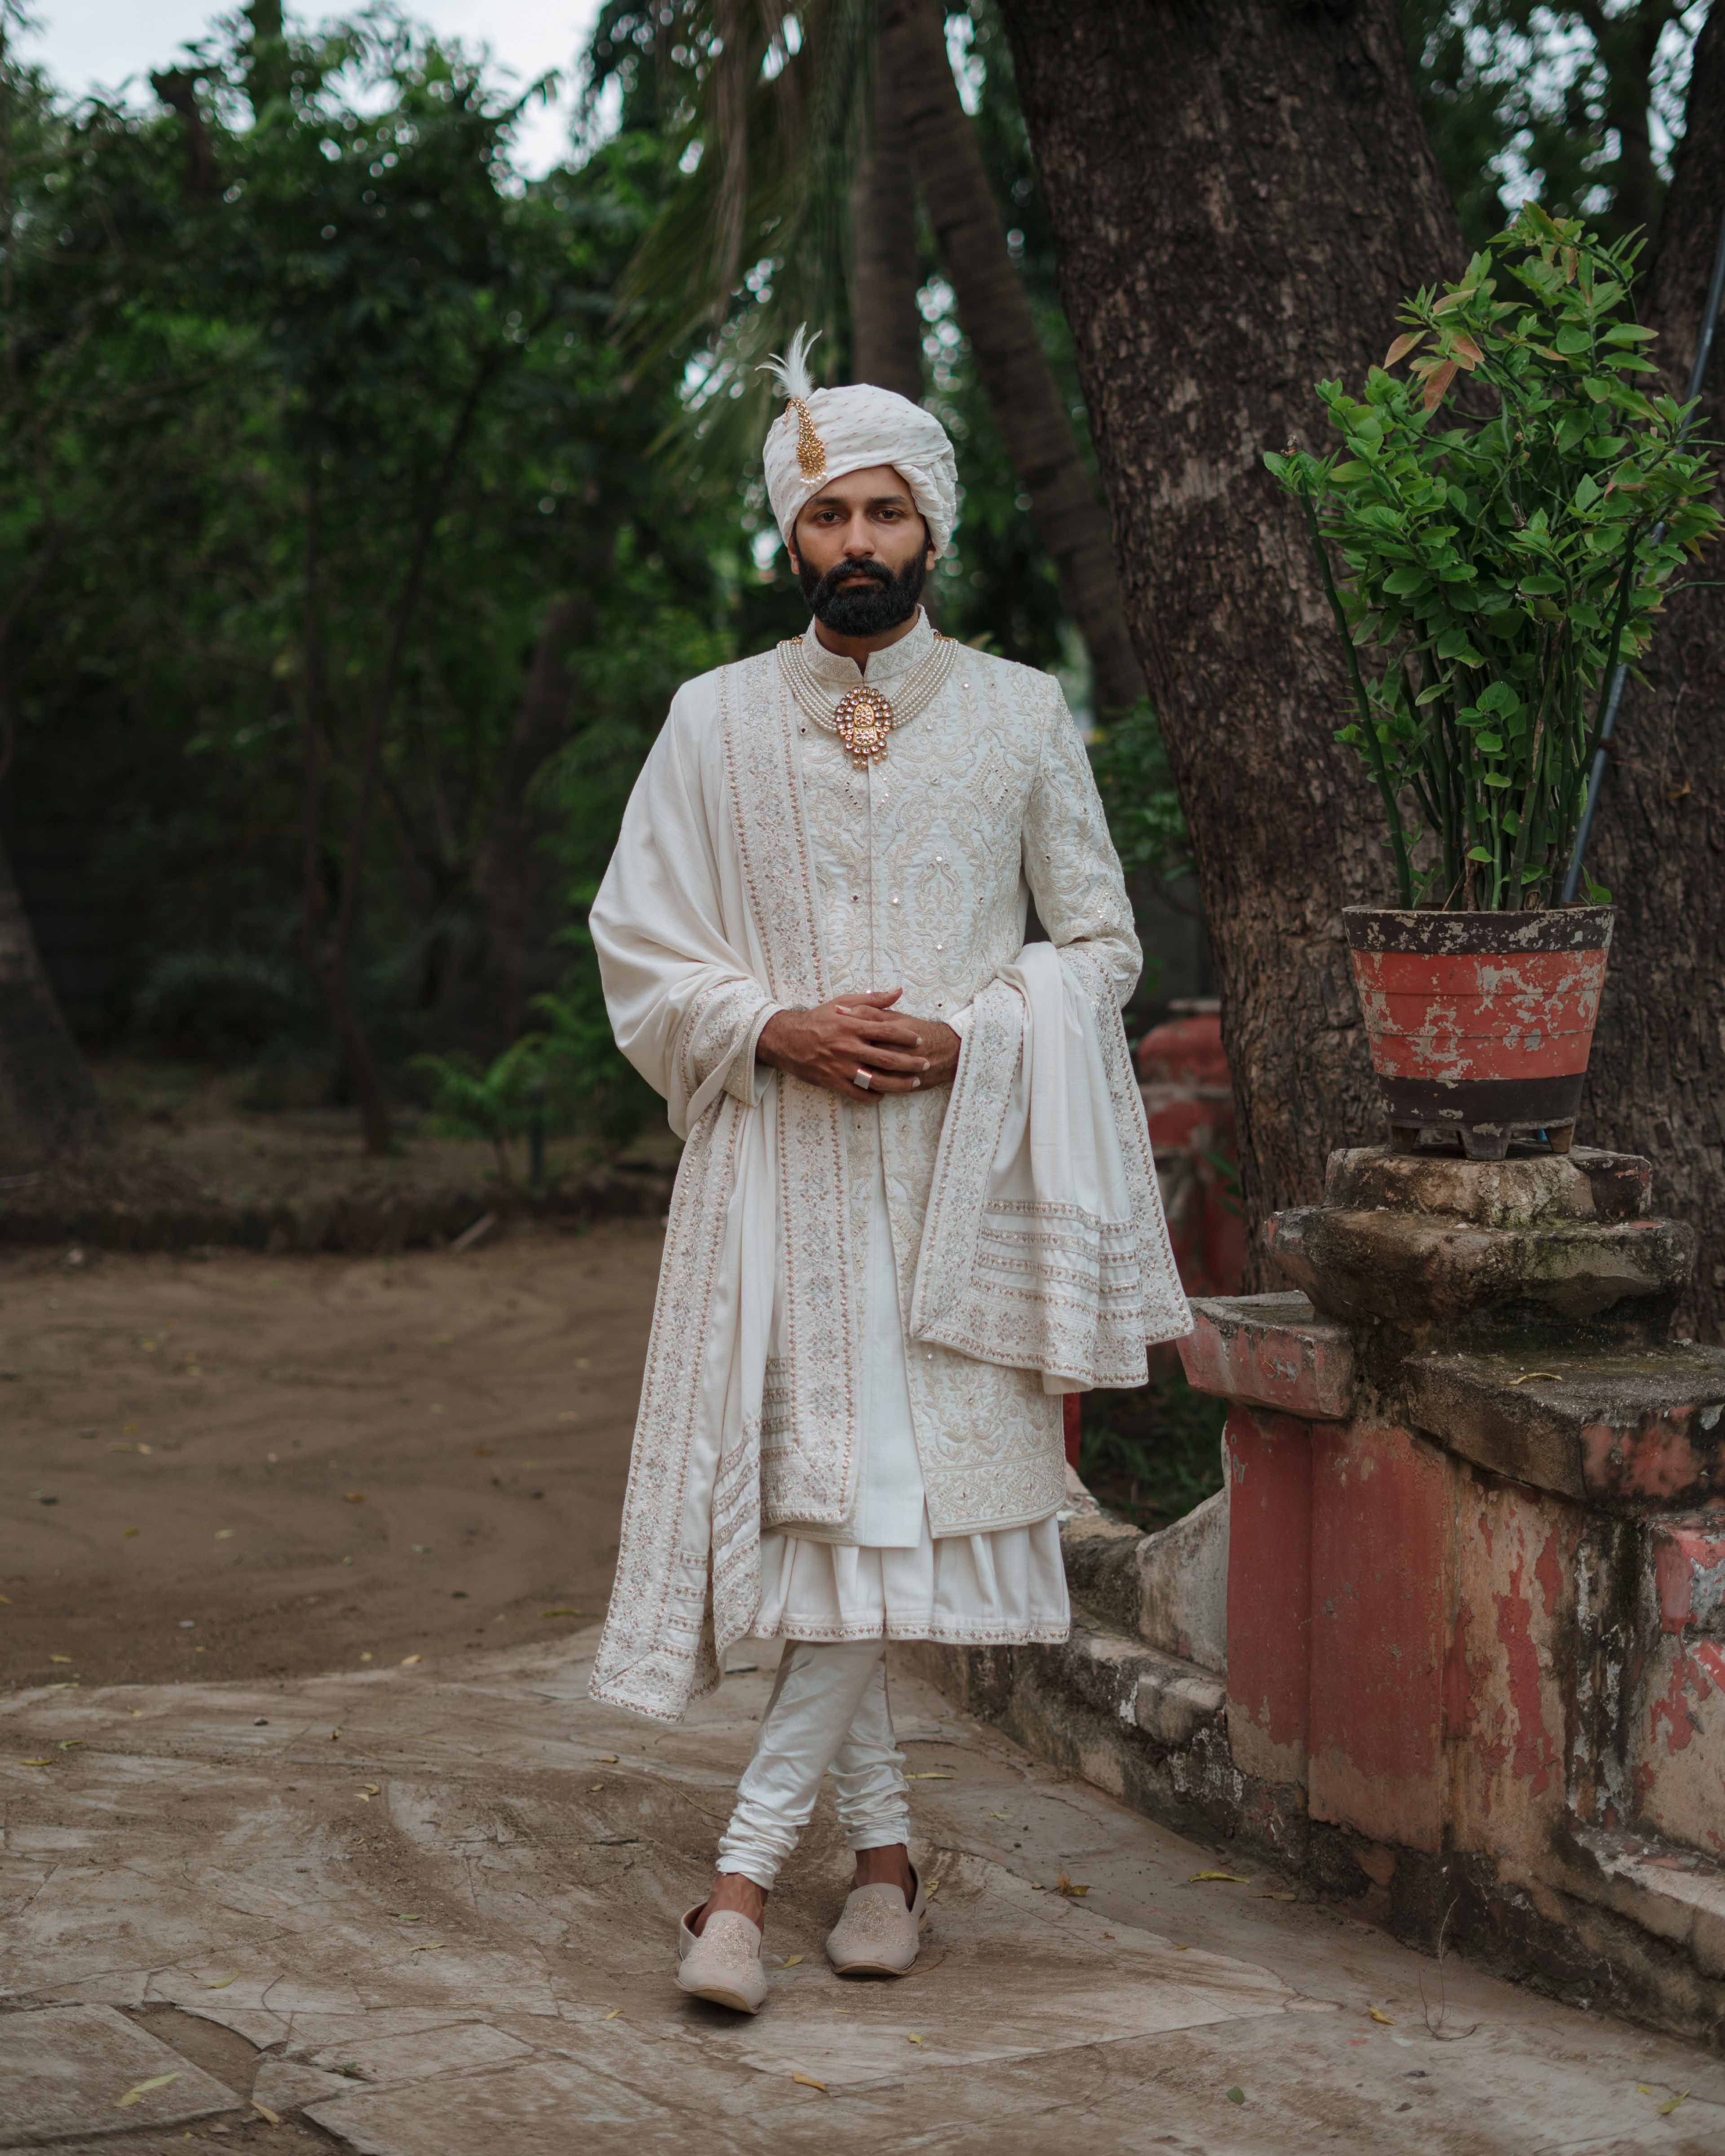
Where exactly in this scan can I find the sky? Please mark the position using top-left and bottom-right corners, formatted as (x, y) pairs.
(17, 0), (611, 173)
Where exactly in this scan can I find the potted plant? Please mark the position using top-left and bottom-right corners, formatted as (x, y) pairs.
(1266, 203), (1720, 1160)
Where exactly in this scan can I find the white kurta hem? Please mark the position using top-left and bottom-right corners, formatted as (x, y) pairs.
(753, 1510), (1070, 1645)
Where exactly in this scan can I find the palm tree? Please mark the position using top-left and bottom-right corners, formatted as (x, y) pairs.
(587, 0), (1145, 713)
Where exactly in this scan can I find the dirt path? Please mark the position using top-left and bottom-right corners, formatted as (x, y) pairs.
(0, 1223), (663, 1690)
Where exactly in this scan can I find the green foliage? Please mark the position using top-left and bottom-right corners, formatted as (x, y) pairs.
(1402, 0), (1705, 253)
(0, 7), (738, 1090)
(410, 1035), (548, 1180)
(1266, 205), (1721, 912)
(1087, 701), (1190, 886)
(1078, 1370), (1227, 1530)
(132, 951), (312, 1062)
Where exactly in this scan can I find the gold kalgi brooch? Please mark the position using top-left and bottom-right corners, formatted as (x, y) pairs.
(777, 632), (959, 768)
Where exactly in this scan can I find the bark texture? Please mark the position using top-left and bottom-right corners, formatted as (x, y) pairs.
(848, 14), (926, 402)
(998, 0), (1461, 1247)
(0, 839), (104, 1176)
(1583, 1), (1725, 1340)
(879, 0), (1144, 716)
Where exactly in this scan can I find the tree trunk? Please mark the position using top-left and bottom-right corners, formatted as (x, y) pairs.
(878, 0), (1144, 717)
(474, 591), (591, 1041)
(0, 839), (104, 1175)
(1579, 0), (1725, 1341)
(848, 9), (925, 401)
(997, 0), (1461, 1246)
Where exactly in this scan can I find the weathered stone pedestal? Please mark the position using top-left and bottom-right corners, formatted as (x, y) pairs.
(901, 1139), (1725, 2047)
(1186, 1144), (1725, 2042)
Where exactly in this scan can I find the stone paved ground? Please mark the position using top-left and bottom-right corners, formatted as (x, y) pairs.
(3, 1631), (1722, 2153)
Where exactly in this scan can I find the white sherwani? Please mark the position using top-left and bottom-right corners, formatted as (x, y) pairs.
(589, 611), (1188, 1722)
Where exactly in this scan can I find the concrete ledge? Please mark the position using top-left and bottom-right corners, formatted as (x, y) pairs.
(1060, 1484), (1228, 1672)
(1179, 1292), (1356, 1421)
(1266, 1205), (1696, 1330)
(1402, 1345), (1725, 1505)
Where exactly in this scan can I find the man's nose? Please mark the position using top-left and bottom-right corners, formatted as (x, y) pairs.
(841, 520), (876, 555)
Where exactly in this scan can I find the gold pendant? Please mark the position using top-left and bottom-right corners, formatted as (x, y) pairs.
(833, 683), (895, 766)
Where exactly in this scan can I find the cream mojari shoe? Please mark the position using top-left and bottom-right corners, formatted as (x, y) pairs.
(676, 1903), (769, 2014)
(825, 1866), (926, 1976)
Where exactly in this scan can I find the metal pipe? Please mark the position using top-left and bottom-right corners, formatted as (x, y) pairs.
(1562, 199), (1725, 902)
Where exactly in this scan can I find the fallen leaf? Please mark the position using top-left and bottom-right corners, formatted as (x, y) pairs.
(1637, 2085), (1657, 2097)
(123, 1527), (140, 1538)
(1368, 2007), (1395, 2025)
(791, 2072), (828, 2093)
(49, 1653), (72, 1663)
(329, 1729), (340, 1741)
(389, 1912), (423, 1922)
(252, 2100), (283, 2125)
(21, 1756), (53, 1766)
(907, 1770), (955, 1780)
(541, 1606), (584, 1618)
(1173, 1944), (1191, 1951)
(1055, 1874), (1090, 1897)
(589, 1783), (604, 1792)
(359, 1653), (373, 1664)
(598, 1755), (619, 1764)
(400, 1654), (421, 1666)
(357, 1783), (381, 1801)
(1507, 1371), (1563, 1385)
(906, 2032), (924, 2046)
(411, 1544), (432, 1555)
(57, 1739), (84, 1750)
(1031, 1882), (1045, 1891)
(1262, 1891), (1297, 1901)
(0, 1593), (9, 1602)
(200, 1975), (238, 1989)
(137, 1443), (153, 1455)
(1226, 2086), (1246, 2106)
(988, 1810), (1009, 1820)
(116, 2072), (181, 2108)
(782, 1953), (805, 1967)
(214, 1529), (234, 1540)
(603, 2008), (622, 2021)
(1189, 1871), (1250, 1884)
(925, 1878), (941, 1897)
(344, 1491), (366, 1503)
(1660, 2091), (1690, 2117)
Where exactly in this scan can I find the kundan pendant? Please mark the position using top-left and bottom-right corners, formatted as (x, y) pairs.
(833, 683), (896, 766)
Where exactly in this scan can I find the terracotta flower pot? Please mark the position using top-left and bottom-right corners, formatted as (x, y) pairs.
(1343, 906), (1615, 1161)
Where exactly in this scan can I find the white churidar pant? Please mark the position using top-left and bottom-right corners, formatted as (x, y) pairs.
(715, 1640), (909, 1891)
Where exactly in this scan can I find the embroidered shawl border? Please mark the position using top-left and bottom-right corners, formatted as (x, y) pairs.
(589, 654), (860, 1724)
(588, 1099), (740, 1723)
(911, 944), (1191, 1388)
(719, 653), (859, 1530)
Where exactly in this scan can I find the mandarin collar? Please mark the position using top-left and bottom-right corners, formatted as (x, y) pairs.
(799, 606), (937, 689)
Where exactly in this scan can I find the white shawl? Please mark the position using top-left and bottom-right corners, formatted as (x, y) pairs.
(911, 941), (1191, 1387)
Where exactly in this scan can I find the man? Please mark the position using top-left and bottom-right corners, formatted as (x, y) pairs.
(589, 328), (1189, 2015)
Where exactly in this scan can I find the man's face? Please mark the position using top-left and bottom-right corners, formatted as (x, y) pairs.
(789, 465), (934, 638)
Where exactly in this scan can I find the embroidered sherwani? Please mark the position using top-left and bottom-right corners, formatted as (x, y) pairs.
(590, 610), (1181, 1723)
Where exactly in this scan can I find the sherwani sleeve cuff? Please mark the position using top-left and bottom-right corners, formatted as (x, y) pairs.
(724, 998), (785, 1108)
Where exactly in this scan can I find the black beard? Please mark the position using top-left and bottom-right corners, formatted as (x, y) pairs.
(799, 551), (927, 637)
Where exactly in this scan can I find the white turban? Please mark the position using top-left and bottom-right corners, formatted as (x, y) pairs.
(761, 327), (959, 559)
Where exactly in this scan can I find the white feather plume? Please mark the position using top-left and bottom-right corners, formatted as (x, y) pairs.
(759, 324), (821, 403)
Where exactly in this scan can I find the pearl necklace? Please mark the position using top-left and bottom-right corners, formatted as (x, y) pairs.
(776, 630), (958, 767)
